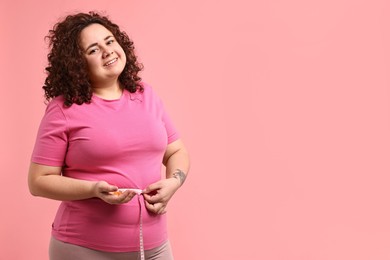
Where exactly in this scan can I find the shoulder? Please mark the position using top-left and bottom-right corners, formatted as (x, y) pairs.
(140, 82), (163, 99)
(44, 96), (76, 120)
(140, 82), (153, 94)
(45, 96), (65, 113)
(45, 96), (66, 108)
(46, 96), (89, 112)
(128, 82), (158, 102)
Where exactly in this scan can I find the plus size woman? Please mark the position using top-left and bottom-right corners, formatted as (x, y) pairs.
(28, 12), (189, 260)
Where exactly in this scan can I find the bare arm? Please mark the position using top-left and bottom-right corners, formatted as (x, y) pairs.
(143, 139), (190, 214)
(163, 139), (190, 185)
(28, 162), (136, 204)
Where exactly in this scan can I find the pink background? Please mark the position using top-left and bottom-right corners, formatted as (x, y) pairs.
(1, 0), (390, 259)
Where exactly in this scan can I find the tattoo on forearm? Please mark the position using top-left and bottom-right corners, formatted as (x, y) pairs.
(173, 169), (186, 186)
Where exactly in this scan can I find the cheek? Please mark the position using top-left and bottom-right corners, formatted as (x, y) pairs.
(118, 47), (126, 59)
(121, 52), (127, 67)
(86, 58), (100, 73)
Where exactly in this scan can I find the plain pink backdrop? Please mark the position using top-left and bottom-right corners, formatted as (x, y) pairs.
(1, 0), (390, 259)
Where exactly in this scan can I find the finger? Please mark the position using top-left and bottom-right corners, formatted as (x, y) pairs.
(143, 192), (163, 204)
(143, 182), (162, 194)
(123, 191), (137, 203)
(108, 190), (132, 204)
(144, 200), (157, 213)
(100, 184), (118, 194)
(157, 206), (167, 215)
(107, 185), (119, 192)
(118, 190), (138, 201)
(154, 203), (167, 215)
(144, 201), (165, 214)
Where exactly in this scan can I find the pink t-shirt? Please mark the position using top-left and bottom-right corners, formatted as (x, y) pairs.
(31, 83), (179, 252)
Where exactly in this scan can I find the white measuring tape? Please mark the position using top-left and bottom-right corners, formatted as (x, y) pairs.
(117, 188), (143, 195)
(137, 194), (145, 260)
(116, 189), (145, 260)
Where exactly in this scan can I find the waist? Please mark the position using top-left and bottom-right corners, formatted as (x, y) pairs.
(52, 197), (167, 251)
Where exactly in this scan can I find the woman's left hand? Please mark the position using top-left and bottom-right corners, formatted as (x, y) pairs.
(143, 178), (181, 215)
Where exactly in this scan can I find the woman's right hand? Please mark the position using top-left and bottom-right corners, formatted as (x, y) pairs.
(28, 162), (136, 204)
(93, 181), (137, 204)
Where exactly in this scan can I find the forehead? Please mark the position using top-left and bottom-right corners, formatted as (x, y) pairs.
(79, 23), (113, 47)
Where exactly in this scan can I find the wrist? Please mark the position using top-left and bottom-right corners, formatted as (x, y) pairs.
(90, 181), (100, 198)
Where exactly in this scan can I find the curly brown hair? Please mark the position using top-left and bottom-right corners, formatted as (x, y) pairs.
(43, 12), (143, 107)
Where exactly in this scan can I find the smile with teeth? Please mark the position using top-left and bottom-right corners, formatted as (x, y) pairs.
(104, 58), (118, 66)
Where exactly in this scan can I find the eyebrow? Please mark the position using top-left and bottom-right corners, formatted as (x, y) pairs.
(85, 35), (114, 51)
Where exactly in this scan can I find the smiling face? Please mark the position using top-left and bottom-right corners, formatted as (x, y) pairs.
(79, 23), (126, 87)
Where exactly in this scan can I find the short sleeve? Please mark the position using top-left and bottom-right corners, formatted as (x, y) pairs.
(144, 83), (180, 144)
(162, 105), (180, 144)
(31, 102), (68, 166)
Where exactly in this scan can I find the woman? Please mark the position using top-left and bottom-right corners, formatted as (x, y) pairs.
(28, 12), (189, 260)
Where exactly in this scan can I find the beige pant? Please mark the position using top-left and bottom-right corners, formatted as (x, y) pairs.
(49, 237), (174, 260)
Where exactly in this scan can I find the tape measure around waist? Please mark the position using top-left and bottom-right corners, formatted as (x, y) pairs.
(137, 194), (145, 260)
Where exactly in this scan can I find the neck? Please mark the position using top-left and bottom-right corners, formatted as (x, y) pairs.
(92, 81), (123, 100)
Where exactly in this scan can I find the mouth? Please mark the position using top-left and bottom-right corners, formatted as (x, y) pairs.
(104, 57), (118, 67)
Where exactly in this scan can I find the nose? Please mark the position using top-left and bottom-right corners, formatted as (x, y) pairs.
(103, 50), (114, 58)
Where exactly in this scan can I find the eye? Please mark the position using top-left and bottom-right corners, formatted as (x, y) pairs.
(88, 48), (99, 55)
(107, 39), (115, 45)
